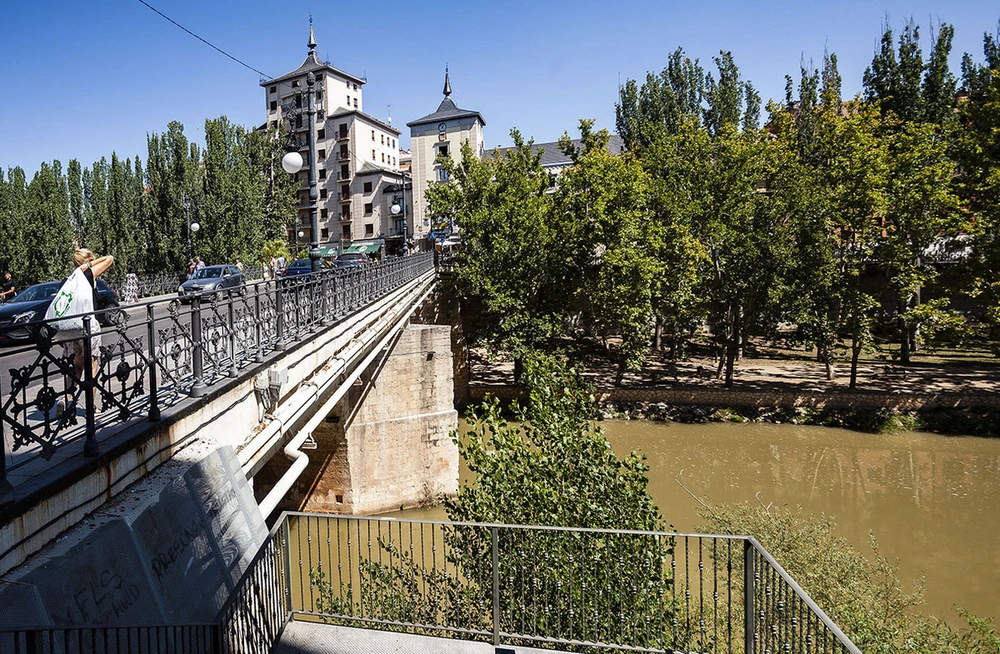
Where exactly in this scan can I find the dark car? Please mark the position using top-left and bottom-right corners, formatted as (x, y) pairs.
(281, 258), (333, 281)
(177, 265), (245, 302)
(0, 280), (121, 343)
(334, 253), (369, 269)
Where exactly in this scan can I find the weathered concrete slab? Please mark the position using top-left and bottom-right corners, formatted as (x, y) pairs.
(22, 520), (164, 627)
(274, 620), (576, 654)
(0, 580), (48, 628)
(5, 445), (267, 627)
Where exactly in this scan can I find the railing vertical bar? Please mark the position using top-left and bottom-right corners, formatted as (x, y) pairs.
(491, 526), (500, 647)
(146, 304), (160, 422)
(82, 321), (99, 457)
(745, 539), (755, 654)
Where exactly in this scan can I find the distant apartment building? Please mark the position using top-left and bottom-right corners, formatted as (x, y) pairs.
(261, 24), (410, 256)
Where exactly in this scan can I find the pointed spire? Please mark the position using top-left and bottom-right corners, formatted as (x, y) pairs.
(308, 16), (317, 53)
(443, 65), (451, 98)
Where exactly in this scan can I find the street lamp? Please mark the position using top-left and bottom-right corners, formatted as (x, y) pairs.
(185, 198), (201, 261)
(280, 70), (322, 273)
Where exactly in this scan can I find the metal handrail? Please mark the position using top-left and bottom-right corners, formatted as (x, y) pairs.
(0, 253), (435, 497)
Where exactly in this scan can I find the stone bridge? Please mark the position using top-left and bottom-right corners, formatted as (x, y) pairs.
(0, 253), (460, 581)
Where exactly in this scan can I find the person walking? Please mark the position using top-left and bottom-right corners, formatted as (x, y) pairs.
(0, 271), (16, 302)
(194, 257), (206, 274)
(235, 258), (244, 273)
(187, 258), (196, 280)
(56, 249), (114, 418)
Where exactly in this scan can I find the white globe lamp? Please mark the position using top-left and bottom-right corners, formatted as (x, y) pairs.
(281, 151), (304, 174)
(191, 222), (200, 233)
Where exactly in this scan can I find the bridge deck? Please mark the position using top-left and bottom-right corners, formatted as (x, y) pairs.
(274, 620), (573, 654)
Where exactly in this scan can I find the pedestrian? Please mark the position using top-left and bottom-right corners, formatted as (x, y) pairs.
(194, 257), (206, 273)
(123, 269), (139, 304)
(269, 256), (278, 279)
(187, 258), (196, 280)
(235, 258), (244, 273)
(57, 248), (114, 418)
(0, 271), (16, 302)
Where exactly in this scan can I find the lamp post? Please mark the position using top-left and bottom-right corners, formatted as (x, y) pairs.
(281, 70), (322, 273)
(185, 197), (201, 261)
(389, 171), (411, 253)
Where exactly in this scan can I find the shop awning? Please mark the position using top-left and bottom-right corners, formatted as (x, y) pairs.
(343, 243), (381, 254)
(317, 245), (339, 257)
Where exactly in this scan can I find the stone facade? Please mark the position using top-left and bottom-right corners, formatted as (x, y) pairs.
(297, 324), (459, 515)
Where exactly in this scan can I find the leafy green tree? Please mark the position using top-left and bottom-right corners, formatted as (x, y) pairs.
(23, 161), (73, 283)
(427, 131), (565, 380)
(703, 51), (759, 136)
(67, 159), (84, 244)
(556, 120), (659, 382)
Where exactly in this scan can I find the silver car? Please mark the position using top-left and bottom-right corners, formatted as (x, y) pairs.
(177, 265), (245, 302)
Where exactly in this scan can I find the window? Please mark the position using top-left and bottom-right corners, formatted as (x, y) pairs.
(438, 145), (449, 157)
(393, 157), (396, 165)
(316, 90), (323, 101)
(321, 208), (328, 218)
(319, 169), (326, 180)
(437, 169), (449, 181)
(320, 189), (328, 199)
(317, 129), (325, 139)
(292, 80), (300, 87)
(340, 164), (349, 178)
(321, 227), (329, 238)
(269, 86), (276, 93)
(343, 225), (350, 238)
(381, 153), (385, 163)
(339, 145), (348, 159)
(365, 224), (374, 237)
(364, 203), (373, 214)
(363, 181), (372, 193)
(353, 83), (358, 90)
(371, 130), (375, 140)
(381, 135), (384, 145)
(341, 185), (350, 199)
(392, 139), (396, 148)
(318, 149), (326, 160)
(372, 149), (376, 159)
(295, 115), (303, 129)
(346, 94), (351, 104)
(269, 100), (277, 111)
(353, 98), (358, 108)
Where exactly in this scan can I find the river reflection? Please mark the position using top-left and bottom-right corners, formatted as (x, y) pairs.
(390, 421), (1000, 623)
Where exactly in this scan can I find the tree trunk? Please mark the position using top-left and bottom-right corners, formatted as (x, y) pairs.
(898, 297), (911, 365)
(615, 358), (626, 387)
(513, 356), (524, 385)
(725, 317), (740, 388)
(653, 317), (663, 350)
(820, 347), (835, 381)
(849, 338), (862, 390)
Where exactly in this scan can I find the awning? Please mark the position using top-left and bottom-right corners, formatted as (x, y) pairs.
(317, 245), (339, 257)
(344, 243), (382, 254)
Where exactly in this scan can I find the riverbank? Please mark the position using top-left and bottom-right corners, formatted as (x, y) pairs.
(467, 341), (1000, 436)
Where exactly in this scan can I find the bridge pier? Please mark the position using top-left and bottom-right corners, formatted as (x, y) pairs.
(254, 323), (458, 515)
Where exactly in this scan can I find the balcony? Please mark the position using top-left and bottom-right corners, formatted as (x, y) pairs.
(337, 152), (350, 162)
(340, 193), (351, 202)
(337, 130), (349, 141)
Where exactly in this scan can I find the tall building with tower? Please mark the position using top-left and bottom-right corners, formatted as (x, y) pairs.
(407, 69), (485, 242)
(261, 23), (411, 256)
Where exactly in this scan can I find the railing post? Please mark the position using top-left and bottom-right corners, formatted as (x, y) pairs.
(81, 317), (100, 457)
(146, 303), (160, 422)
(227, 291), (238, 378)
(274, 279), (286, 351)
(190, 295), (208, 397)
(744, 538), (755, 654)
(254, 283), (264, 363)
(492, 526), (500, 647)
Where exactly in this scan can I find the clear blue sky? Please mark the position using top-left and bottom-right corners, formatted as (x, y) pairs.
(1, 1), (998, 176)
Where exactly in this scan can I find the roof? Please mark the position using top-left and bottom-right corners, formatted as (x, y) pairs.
(492, 135), (625, 168)
(328, 108), (400, 135)
(355, 162), (406, 178)
(406, 97), (486, 128)
(261, 51), (367, 88)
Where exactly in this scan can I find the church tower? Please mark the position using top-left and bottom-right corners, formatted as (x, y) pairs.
(406, 68), (485, 242)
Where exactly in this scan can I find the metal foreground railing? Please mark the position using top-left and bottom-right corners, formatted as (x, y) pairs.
(0, 254), (434, 498)
(280, 514), (863, 654)
(0, 512), (863, 653)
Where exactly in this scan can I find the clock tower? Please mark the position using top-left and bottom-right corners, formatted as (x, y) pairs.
(406, 68), (486, 243)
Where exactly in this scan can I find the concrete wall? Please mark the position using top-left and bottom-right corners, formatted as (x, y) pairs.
(469, 384), (1000, 411)
(266, 324), (458, 515)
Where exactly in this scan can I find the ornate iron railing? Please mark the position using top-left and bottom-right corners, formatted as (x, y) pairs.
(0, 254), (434, 497)
(0, 512), (863, 653)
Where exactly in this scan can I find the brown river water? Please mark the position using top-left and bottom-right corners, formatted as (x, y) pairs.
(390, 420), (1000, 623)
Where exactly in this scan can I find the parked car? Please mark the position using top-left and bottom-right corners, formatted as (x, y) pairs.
(334, 253), (369, 269)
(281, 258), (334, 281)
(0, 279), (122, 343)
(177, 265), (245, 302)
